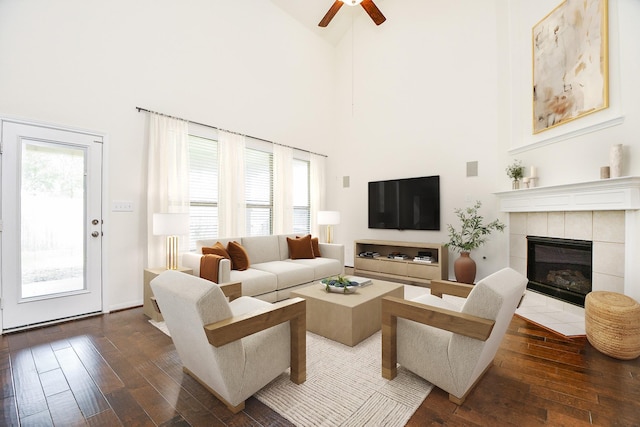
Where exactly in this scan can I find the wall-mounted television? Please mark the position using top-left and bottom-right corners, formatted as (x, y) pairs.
(368, 175), (440, 230)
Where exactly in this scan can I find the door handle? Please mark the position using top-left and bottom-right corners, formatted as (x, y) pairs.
(91, 231), (100, 237)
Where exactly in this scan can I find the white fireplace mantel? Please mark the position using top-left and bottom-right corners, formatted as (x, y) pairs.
(494, 176), (640, 213)
(496, 175), (640, 308)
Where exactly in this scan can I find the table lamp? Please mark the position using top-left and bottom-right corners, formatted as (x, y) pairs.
(153, 213), (190, 270)
(318, 211), (340, 244)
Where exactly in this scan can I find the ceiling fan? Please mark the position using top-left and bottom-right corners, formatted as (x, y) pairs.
(318, 0), (386, 27)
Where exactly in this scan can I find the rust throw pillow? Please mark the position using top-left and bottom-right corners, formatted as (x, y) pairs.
(311, 237), (321, 257)
(227, 241), (250, 271)
(202, 242), (233, 269)
(298, 235), (322, 257)
(288, 235), (315, 260)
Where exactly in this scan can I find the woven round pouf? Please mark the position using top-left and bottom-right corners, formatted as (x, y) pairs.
(585, 291), (640, 360)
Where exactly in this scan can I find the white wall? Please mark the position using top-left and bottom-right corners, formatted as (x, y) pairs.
(327, 0), (508, 279)
(325, 0), (640, 281)
(0, 0), (336, 310)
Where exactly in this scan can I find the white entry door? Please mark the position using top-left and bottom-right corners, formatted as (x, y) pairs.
(1, 120), (104, 331)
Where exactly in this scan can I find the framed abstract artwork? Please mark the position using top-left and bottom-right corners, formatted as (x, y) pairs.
(532, 0), (608, 134)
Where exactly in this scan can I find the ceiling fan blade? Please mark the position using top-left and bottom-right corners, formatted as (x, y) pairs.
(318, 1), (344, 27)
(361, 0), (386, 25)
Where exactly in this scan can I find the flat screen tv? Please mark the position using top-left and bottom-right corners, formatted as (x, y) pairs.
(368, 175), (440, 230)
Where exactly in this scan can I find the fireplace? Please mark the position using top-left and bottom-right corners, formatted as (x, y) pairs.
(527, 236), (593, 307)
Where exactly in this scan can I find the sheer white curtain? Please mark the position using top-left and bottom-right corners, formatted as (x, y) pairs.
(147, 114), (190, 268)
(310, 154), (326, 237)
(273, 145), (293, 234)
(218, 130), (246, 237)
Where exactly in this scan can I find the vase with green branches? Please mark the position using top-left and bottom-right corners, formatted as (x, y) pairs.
(506, 159), (525, 189)
(445, 201), (505, 283)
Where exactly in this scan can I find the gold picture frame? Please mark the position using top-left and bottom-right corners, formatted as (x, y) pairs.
(532, 0), (609, 134)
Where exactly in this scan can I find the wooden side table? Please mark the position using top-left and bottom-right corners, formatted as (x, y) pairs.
(143, 267), (193, 321)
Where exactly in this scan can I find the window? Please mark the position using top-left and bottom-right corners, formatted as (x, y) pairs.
(187, 130), (312, 245)
(245, 148), (273, 236)
(187, 135), (218, 250)
(293, 158), (310, 234)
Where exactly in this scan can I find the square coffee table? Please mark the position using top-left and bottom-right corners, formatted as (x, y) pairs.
(290, 279), (404, 346)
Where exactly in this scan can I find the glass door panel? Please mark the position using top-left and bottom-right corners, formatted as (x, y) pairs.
(21, 142), (86, 299)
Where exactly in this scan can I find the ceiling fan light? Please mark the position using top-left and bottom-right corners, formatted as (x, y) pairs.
(341, 0), (363, 6)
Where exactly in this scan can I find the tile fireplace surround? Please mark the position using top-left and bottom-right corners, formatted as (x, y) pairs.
(495, 176), (640, 336)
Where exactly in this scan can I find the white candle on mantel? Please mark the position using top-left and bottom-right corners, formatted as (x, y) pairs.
(530, 166), (537, 178)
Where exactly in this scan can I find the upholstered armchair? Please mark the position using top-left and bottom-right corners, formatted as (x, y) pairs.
(151, 270), (306, 413)
(382, 267), (527, 404)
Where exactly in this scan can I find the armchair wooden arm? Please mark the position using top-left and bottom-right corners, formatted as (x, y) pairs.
(429, 279), (474, 298)
(204, 297), (307, 384)
(381, 296), (494, 380)
(218, 281), (242, 301)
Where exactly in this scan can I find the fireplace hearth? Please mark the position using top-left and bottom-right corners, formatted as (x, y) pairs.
(527, 236), (593, 307)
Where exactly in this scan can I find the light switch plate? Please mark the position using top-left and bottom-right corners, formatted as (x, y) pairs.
(112, 200), (134, 212)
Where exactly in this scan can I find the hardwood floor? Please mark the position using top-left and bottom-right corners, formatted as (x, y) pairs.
(1, 308), (638, 426)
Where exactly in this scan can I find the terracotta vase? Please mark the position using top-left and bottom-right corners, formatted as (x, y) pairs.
(454, 251), (476, 284)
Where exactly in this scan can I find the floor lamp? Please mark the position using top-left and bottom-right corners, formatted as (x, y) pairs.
(318, 211), (340, 244)
(153, 213), (190, 270)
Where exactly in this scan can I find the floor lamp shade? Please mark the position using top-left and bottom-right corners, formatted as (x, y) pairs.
(153, 213), (189, 270)
(318, 211), (340, 244)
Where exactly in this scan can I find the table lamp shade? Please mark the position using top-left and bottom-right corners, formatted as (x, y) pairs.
(153, 213), (190, 236)
(318, 211), (340, 225)
(318, 211), (340, 243)
(153, 213), (189, 269)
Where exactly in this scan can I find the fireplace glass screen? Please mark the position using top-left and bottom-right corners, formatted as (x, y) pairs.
(527, 236), (593, 307)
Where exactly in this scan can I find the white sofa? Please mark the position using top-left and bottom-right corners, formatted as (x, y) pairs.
(182, 234), (344, 302)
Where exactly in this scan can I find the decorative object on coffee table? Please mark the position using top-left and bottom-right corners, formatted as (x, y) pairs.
(321, 275), (359, 293)
(445, 201), (505, 284)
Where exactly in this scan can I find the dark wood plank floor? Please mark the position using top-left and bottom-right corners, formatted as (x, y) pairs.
(1, 308), (639, 426)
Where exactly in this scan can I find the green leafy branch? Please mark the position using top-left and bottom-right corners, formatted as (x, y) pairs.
(445, 201), (505, 253)
(506, 159), (525, 180)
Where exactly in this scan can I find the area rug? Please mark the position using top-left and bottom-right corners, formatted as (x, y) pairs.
(149, 320), (433, 426)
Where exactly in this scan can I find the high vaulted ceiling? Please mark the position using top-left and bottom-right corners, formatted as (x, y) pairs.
(270, 0), (387, 45)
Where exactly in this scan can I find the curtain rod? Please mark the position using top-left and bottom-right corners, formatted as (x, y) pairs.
(136, 107), (327, 158)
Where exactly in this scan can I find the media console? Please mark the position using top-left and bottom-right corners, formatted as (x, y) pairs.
(354, 239), (448, 285)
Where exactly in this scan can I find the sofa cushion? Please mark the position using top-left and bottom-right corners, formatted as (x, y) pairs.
(285, 257), (342, 280)
(251, 261), (314, 290)
(229, 268), (278, 297)
(227, 241), (250, 271)
(287, 235), (315, 260)
(197, 237), (239, 251)
(241, 235), (281, 264)
(202, 242), (233, 268)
